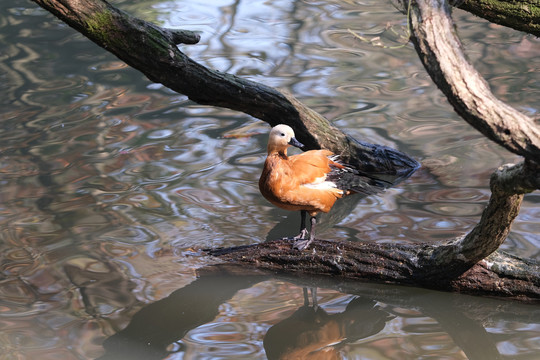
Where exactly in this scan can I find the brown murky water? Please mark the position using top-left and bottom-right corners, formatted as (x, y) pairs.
(0, 0), (539, 359)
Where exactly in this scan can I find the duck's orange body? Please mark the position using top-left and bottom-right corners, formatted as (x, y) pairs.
(259, 124), (385, 250)
(259, 149), (344, 216)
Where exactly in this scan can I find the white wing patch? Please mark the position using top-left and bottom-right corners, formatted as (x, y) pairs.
(302, 175), (342, 192)
(302, 181), (338, 190)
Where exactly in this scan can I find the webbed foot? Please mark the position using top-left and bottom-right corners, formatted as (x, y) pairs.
(293, 238), (312, 251)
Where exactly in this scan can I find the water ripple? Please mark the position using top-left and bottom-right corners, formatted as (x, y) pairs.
(0, 0), (538, 358)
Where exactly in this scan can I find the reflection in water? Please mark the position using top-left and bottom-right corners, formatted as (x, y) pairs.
(99, 273), (266, 360)
(264, 288), (393, 360)
(0, 0), (539, 358)
(98, 267), (539, 360)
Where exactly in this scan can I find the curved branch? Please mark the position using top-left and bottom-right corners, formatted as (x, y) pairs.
(408, 0), (540, 161)
(415, 161), (535, 279)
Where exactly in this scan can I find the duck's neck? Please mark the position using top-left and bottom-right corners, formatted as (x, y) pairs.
(267, 145), (288, 159)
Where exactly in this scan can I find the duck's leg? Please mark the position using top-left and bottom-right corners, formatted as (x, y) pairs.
(293, 215), (316, 250)
(302, 287), (310, 306)
(311, 287), (318, 311)
(293, 210), (308, 240)
(302, 287), (318, 311)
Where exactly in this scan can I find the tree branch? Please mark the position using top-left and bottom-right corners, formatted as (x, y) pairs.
(31, 0), (419, 177)
(407, 0), (540, 161)
(456, 0), (540, 37)
(208, 163), (540, 300)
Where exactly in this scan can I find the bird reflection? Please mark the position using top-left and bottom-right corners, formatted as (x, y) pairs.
(98, 274), (393, 360)
(264, 287), (393, 360)
(98, 270), (517, 360)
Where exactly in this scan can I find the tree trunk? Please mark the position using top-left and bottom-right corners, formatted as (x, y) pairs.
(32, 0), (539, 301)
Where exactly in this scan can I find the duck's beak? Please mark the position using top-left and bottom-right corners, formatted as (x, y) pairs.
(288, 137), (305, 149)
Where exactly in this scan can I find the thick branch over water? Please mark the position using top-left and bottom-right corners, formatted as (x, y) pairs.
(209, 161), (540, 301)
(457, 0), (540, 37)
(31, 0), (418, 176)
(209, 242), (540, 301)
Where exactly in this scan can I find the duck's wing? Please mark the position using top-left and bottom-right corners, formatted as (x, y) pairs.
(326, 155), (390, 195)
(287, 150), (335, 186)
(259, 151), (341, 212)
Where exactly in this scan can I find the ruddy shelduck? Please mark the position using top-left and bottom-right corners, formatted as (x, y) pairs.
(259, 124), (387, 250)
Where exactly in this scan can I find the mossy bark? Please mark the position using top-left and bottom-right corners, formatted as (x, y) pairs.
(457, 0), (540, 37)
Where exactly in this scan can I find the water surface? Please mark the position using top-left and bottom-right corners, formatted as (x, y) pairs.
(0, 0), (539, 359)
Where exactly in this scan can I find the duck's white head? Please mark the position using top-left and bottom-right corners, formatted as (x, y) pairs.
(267, 124), (304, 155)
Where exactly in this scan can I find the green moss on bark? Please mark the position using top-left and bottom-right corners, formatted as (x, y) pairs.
(459, 0), (540, 36)
(85, 10), (116, 46)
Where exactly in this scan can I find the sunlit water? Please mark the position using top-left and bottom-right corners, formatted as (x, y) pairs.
(0, 0), (539, 359)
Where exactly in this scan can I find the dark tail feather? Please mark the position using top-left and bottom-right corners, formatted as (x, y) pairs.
(328, 159), (391, 195)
